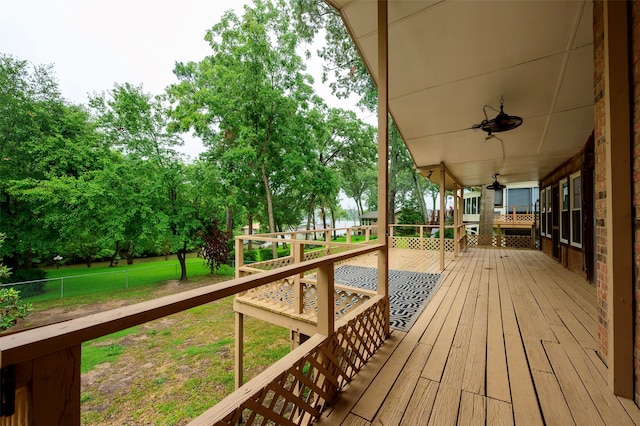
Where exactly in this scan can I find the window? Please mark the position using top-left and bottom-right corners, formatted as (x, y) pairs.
(494, 189), (503, 207)
(546, 186), (553, 238)
(559, 178), (569, 244)
(540, 187), (546, 237)
(570, 172), (582, 248)
(507, 188), (532, 213)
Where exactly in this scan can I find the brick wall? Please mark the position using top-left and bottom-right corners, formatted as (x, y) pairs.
(593, 0), (609, 365)
(632, 0), (640, 406)
(540, 143), (591, 280)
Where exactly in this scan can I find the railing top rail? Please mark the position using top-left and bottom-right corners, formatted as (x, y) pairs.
(0, 244), (384, 367)
(236, 225), (378, 240)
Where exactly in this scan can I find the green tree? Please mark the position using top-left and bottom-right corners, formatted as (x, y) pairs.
(0, 55), (108, 269)
(169, 0), (316, 256)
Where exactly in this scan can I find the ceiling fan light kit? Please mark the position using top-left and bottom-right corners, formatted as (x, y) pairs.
(473, 97), (523, 135)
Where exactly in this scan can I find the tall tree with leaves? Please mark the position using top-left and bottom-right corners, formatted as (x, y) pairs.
(90, 83), (209, 279)
(0, 55), (107, 269)
(169, 0), (316, 255)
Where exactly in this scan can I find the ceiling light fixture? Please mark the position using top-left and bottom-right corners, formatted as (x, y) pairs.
(486, 174), (506, 191)
(473, 97), (523, 136)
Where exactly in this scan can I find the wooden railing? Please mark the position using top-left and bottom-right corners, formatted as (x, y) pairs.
(493, 207), (536, 226)
(387, 224), (467, 254)
(0, 243), (386, 425)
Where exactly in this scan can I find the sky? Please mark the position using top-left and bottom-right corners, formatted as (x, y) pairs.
(0, 0), (370, 161)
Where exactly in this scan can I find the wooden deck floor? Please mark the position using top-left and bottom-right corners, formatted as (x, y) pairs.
(317, 247), (640, 425)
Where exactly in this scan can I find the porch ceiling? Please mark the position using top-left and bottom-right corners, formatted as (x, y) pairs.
(327, 0), (593, 188)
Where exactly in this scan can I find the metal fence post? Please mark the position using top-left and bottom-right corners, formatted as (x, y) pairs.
(61, 278), (64, 299)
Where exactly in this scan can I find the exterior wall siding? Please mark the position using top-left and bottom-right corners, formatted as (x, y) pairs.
(540, 145), (590, 280)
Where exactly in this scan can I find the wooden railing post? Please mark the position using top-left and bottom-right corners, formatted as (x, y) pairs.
(316, 264), (335, 336)
(346, 228), (351, 244)
(325, 230), (331, 255)
(32, 346), (81, 425)
(365, 226), (371, 242)
(419, 225), (424, 250)
(235, 238), (244, 279)
(293, 239), (304, 315)
(235, 312), (244, 389)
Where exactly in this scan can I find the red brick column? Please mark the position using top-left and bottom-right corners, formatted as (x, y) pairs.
(593, 0), (609, 365)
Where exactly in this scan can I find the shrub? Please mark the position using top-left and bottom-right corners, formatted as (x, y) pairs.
(0, 287), (32, 330)
(432, 228), (455, 239)
(1, 269), (47, 298)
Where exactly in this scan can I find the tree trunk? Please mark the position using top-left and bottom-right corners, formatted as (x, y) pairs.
(226, 206), (233, 236)
(177, 242), (188, 281)
(260, 160), (277, 259)
(388, 123), (400, 225)
(109, 241), (121, 267)
(412, 171), (429, 224)
(479, 186), (495, 236)
(23, 249), (33, 270)
(306, 194), (316, 240)
(248, 213), (253, 251)
(330, 207), (337, 239)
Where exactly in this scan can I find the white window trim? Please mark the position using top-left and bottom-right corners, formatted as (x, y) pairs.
(540, 186), (550, 237)
(559, 178), (569, 244)
(570, 171), (582, 248)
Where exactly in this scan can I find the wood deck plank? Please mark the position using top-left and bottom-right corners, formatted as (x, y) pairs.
(421, 252), (480, 382)
(504, 333), (544, 426)
(550, 324), (634, 426)
(458, 391), (486, 426)
(486, 251), (511, 402)
(487, 398), (514, 426)
(309, 247), (632, 426)
(371, 343), (432, 425)
(543, 341), (605, 426)
(399, 379), (439, 426)
(531, 369), (575, 425)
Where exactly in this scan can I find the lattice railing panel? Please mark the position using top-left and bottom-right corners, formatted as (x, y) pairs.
(391, 237), (408, 249)
(243, 278), (296, 308)
(299, 283), (371, 318)
(467, 235), (478, 246)
(248, 256), (294, 271)
(302, 282), (317, 315)
(444, 239), (455, 252)
(494, 213), (535, 224)
(334, 286), (371, 319)
(503, 235), (532, 249)
(216, 298), (388, 425)
(423, 238), (440, 251)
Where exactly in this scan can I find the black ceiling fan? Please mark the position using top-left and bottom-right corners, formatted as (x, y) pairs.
(472, 97), (523, 135)
(486, 174), (506, 191)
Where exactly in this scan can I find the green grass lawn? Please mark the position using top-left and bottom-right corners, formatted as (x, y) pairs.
(12, 257), (289, 425)
(22, 257), (233, 304)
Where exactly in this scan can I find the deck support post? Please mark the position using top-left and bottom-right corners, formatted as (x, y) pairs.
(235, 312), (244, 389)
(439, 163), (446, 271)
(602, 0), (633, 397)
(377, 0), (390, 337)
(235, 238), (244, 279)
(293, 239), (304, 315)
(316, 264), (335, 336)
(454, 182), (459, 257)
(27, 346), (81, 425)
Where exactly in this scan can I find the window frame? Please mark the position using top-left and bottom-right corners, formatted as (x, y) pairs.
(559, 177), (569, 244)
(570, 171), (582, 248)
(540, 187), (549, 237)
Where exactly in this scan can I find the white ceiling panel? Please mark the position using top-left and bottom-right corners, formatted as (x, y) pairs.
(330, 0), (594, 187)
